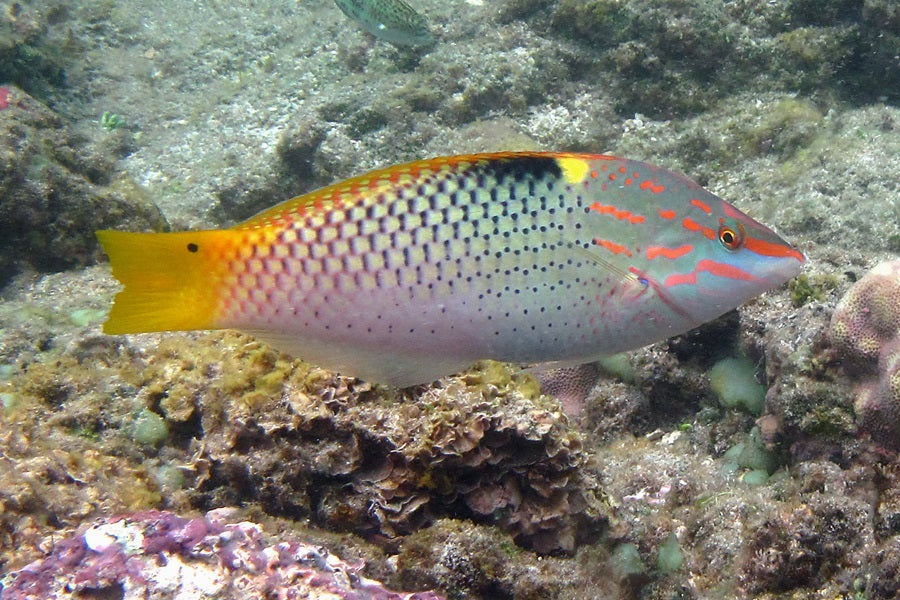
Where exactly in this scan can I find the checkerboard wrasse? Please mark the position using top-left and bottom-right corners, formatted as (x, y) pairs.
(97, 152), (805, 387)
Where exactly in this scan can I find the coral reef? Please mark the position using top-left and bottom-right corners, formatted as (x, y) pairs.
(853, 339), (900, 451)
(182, 353), (606, 554)
(0, 509), (443, 600)
(0, 0), (898, 596)
(0, 306), (606, 559)
(829, 260), (900, 450)
(0, 1), (72, 98)
(830, 260), (900, 367)
(395, 518), (592, 599)
(0, 86), (166, 284)
(739, 490), (871, 595)
(510, 0), (900, 119)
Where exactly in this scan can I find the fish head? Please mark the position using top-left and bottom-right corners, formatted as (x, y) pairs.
(631, 189), (806, 327)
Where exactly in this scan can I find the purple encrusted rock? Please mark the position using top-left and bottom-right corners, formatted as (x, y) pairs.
(0, 510), (444, 600)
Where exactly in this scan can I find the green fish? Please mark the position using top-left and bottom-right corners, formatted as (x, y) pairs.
(334, 0), (434, 47)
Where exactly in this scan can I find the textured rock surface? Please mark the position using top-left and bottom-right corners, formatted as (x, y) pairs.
(165, 352), (606, 555)
(0, 86), (166, 284)
(0, 509), (443, 600)
(829, 260), (900, 450)
(830, 260), (900, 368)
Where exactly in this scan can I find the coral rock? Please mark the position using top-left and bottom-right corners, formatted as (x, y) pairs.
(829, 260), (900, 449)
(0, 509), (443, 600)
(181, 350), (607, 554)
(0, 86), (167, 284)
(854, 339), (900, 450)
(829, 260), (900, 367)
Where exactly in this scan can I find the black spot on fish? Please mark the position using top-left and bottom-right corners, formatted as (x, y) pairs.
(476, 155), (563, 185)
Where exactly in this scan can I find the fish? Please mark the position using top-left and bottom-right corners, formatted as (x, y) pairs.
(333, 0), (433, 47)
(96, 152), (805, 388)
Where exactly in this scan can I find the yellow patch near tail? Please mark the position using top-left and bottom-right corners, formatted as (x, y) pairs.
(96, 229), (236, 335)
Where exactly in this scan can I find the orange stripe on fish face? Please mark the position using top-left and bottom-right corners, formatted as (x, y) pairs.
(646, 244), (694, 260)
(682, 217), (717, 240)
(594, 238), (633, 257)
(689, 198), (712, 214)
(664, 259), (757, 287)
(628, 266), (696, 322)
(589, 202), (646, 224)
(742, 236), (806, 261)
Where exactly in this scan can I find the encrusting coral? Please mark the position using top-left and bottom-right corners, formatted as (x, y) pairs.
(853, 339), (900, 450)
(187, 350), (608, 554)
(829, 260), (900, 449)
(829, 260), (900, 368)
(0, 509), (444, 600)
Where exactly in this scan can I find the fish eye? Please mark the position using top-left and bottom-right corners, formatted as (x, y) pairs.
(718, 226), (742, 250)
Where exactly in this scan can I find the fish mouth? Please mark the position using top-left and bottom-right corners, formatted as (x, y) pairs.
(763, 250), (806, 286)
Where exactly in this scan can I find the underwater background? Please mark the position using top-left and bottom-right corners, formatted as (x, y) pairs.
(0, 0), (898, 597)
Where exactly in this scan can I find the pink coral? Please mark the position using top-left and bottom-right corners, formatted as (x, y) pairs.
(829, 260), (900, 367)
(0, 510), (444, 600)
(854, 339), (900, 450)
(830, 260), (900, 450)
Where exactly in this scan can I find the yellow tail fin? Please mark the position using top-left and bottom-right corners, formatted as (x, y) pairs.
(96, 229), (232, 334)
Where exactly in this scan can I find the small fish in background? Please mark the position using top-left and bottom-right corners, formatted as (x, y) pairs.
(333, 0), (434, 47)
(97, 152), (804, 402)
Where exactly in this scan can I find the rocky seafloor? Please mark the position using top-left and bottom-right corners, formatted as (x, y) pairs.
(0, 0), (898, 598)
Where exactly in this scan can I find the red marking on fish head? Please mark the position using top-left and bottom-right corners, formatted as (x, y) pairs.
(690, 198), (712, 214)
(682, 217), (716, 240)
(646, 244), (693, 260)
(640, 180), (665, 194)
(594, 238), (633, 257)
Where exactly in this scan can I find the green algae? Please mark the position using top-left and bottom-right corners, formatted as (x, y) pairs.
(723, 427), (779, 476)
(132, 408), (169, 446)
(789, 273), (841, 307)
(655, 533), (683, 574)
(597, 353), (635, 384)
(0, 392), (17, 412)
(710, 357), (766, 416)
(69, 308), (107, 327)
(154, 464), (186, 491)
(740, 469), (770, 486)
(741, 97), (824, 159)
(611, 542), (645, 578)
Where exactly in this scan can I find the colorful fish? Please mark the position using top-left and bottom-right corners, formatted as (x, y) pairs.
(97, 152), (804, 387)
(333, 0), (433, 47)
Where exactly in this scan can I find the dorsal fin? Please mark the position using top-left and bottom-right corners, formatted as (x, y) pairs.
(230, 152), (608, 231)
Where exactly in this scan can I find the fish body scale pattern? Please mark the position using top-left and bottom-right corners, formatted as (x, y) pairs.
(333, 0), (432, 46)
(210, 153), (801, 368)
